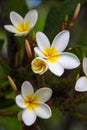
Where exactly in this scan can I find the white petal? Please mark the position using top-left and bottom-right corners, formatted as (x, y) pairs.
(36, 32), (50, 52)
(52, 30), (70, 52)
(22, 109), (36, 126)
(24, 9), (38, 28)
(4, 25), (29, 36)
(34, 87), (52, 102)
(15, 95), (26, 108)
(58, 52), (80, 69)
(14, 30), (29, 36)
(47, 61), (64, 76)
(83, 57), (87, 76)
(10, 11), (23, 28)
(4, 25), (17, 33)
(34, 102), (52, 119)
(34, 47), (47, 58)
(21, 81), (34, 99)
(75, 76), (87, 92)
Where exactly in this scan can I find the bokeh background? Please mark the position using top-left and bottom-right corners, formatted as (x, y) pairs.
(0, 0), (87, 130)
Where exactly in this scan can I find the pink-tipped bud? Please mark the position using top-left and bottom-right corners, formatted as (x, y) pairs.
(8, 76), (19, 95)
(73, 3), (81, 23)
(25, 39), (33, 61)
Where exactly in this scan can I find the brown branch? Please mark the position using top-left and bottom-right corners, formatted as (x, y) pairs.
(0, 111), (17, 117)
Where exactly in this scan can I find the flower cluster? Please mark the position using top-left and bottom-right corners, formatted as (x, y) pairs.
(32, 31), (80, 76)
(4, 7), (85, 127)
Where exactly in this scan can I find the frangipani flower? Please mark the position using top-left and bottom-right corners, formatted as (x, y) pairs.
(75, 57), (87, 92)
(31, 57), (48, 75)
(16, 81), (52, 126)
(4, 10), (38, 36)
(34, 30), (80, 76)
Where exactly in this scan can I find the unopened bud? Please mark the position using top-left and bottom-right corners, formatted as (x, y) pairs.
(8, 76), (19, 95)
(73, 3), (81, 22)
(25, 39), (33, 61)
(17, 111), (22, 122)
(65, 14), (68, 22)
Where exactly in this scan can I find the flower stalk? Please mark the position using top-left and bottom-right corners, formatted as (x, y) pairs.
(62, 3), (81, 30)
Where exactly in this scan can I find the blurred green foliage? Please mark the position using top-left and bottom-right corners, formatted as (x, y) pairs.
(0, 0), (87, 130)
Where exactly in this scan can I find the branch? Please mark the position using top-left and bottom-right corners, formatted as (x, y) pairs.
(0, 111), (17, 117)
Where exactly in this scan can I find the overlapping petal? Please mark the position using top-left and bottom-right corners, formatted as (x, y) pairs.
(75, 76), (87, 92)
(24, 9), (38, 28)
(31, 57), (48, 75)
(34, 47), (47, 58)
(47, 61), (64, 76)
(58, 52), (80, 69)
(52, 30), (70, 52)
(15, 95), (26, 108)
(36, 32), (50, 52)
(34, 102), (52, 119)
(34, 87), (52, 102)
(22, 109), (36, 126)
(83, 57), (87, 76)
(21, 81), (34, 99)
(10, 11), (23, 28)
(14, 31), (29, 36)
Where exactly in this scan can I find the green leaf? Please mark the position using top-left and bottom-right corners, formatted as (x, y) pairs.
(6, 0), (28, 16)
(0, 97), (14, 108)
(0, 59), (11, 74)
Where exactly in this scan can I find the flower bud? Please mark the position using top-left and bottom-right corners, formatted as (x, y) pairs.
(8, 76), (19, 95)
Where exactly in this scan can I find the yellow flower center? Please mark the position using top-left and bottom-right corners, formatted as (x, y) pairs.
(32, 58), (47, 74)
(43, 47), (60, 63)
(24, 95), (39, 110)
(16, 22), (30, 32)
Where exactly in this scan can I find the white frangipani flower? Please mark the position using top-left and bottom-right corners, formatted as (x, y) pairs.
(15, 81), (52, 126)
(34, 30), (80, 76)
(31, 57), (48, 75)
(75, 57), (87, 92)
(4, 10), (38, 36)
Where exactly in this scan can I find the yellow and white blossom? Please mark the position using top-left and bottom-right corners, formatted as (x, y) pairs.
(16, 81), (52, 126)
(4, 10), (38, 36)
(75, 57), (87, 92)
(34, 30), (80, 76)
(31, 57), (48, 75)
